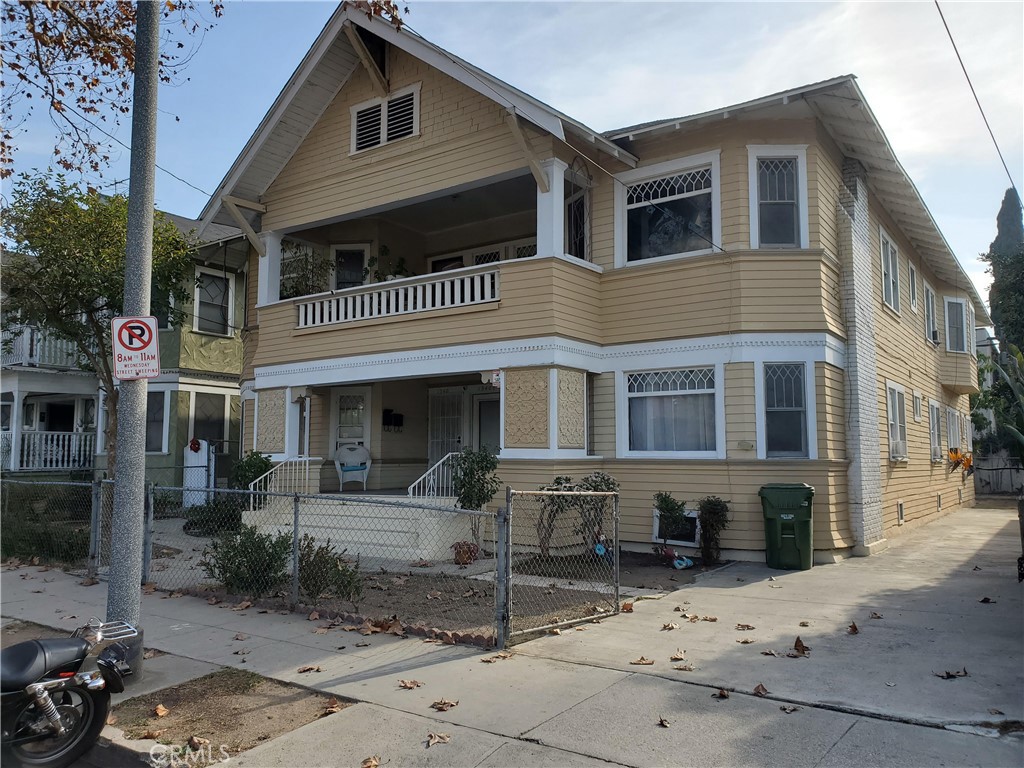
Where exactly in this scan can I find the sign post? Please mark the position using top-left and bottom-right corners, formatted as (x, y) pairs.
(112, 317), (161, 380)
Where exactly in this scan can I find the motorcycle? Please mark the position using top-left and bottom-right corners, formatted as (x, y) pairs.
(1, 619), (137, 768)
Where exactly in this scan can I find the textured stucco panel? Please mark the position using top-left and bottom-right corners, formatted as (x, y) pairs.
(256, 389), (286, 453)
(557, 369), (586, 449)
(504, 369), (549, 448)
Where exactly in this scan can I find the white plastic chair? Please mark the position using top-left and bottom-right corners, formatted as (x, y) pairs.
(334, 444), (371, 491)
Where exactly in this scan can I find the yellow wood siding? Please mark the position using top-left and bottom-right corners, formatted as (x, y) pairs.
(725, 362), (756, 459)
(816, 362), (846, 461)
(590, 373), (616, 457)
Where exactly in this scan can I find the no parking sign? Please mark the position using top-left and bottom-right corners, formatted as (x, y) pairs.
(111, 316), (161, 379)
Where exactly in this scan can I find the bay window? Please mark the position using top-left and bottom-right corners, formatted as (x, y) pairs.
(747, 145), (809, 249)
(625, 367), (718, 456)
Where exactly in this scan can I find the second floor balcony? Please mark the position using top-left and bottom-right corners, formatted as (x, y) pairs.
(2, 326), (82, 370)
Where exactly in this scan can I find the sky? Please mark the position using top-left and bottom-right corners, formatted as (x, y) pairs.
(7, 0), (1023, 304)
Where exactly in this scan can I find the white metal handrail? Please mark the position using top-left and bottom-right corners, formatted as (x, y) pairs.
(296, 266), (500, 329)
(16, 431), (96, 471)
(408, 452), (459, 498)
(248, 456), (322, 508)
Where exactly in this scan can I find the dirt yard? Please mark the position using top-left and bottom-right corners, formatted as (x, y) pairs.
(1, 620), (66, 648)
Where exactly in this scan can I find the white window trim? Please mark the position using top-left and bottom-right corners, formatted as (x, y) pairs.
(946, 406), (961, 452)
(193, 266), (235, 338)
(923, 280), (938, 345)
(944, 296), (968, 353)
(349, 83), (421, 156)
(908, 262), (918, 313)
(928, 399), (943, 462)
(753, 359), (818, 460)
(613, 150), (723, 269)
(880, 227), (901, 314)
(885, 380), (908, 462)
(912, 391), (922, 423)
(96, 386), (172, 455)
(615, 363), (726, 460)
(747, 145), (810, 250)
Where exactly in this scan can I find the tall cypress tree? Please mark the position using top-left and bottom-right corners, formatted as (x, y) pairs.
(985, 188), (1024, 349)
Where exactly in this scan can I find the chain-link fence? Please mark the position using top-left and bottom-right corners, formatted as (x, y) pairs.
(0, 479), (94, 568)
(501, 489), (619, 643)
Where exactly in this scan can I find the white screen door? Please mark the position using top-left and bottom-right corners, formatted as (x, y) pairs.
(428, 388), (463, 466)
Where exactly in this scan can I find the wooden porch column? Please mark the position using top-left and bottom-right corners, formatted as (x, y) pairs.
(9, 388), (23, 471)
(257, 230), (283, 307)
(536, 158), (568, 258)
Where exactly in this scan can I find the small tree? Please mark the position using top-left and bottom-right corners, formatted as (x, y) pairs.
(536, 472), (619, 558)
(653, 491), (688, 545)
(537, 476), (576, 559)
(697, 496), (730, 564)
(1, 174), (195, 477)
(451, 446), (500, 547)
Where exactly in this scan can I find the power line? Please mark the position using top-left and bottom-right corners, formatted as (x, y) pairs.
(934, 0), (1021, 208)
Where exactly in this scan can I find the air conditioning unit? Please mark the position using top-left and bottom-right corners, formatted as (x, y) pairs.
(931, 329), (939, 344)
(890, 440), (907, 460)
(931, 446), (944, 462)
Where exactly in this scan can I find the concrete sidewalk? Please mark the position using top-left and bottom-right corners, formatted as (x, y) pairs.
(3, 505), (1021, 767)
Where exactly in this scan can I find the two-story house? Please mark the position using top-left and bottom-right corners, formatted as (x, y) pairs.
(200, 5), (986, 560)
(1, 217), (246, 486)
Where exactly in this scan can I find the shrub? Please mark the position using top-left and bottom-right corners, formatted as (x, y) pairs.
(653, 491), (693, 544)
(183, 496), (244, 536)
(0, 496), (89, 564)
(297, 534), (362, 604)
(697, 496), (730, 564)
(452, 447), (500, 548)
(201, 525), (290, 597)
(230, 451), (274, 490)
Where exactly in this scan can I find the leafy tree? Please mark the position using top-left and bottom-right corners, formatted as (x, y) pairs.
(1, 0), (224, 179)
(1, 173), (195, 476)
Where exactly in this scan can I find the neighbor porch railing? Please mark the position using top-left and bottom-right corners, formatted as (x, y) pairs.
(248, 456), (321, 509)
(295, 265), (500, 329)
(12, 431), (96, 471)
(1, 326), (81, 368)
(408, 452), (458, 498)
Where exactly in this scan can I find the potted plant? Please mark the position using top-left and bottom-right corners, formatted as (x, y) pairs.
(362, 244), (413, 283)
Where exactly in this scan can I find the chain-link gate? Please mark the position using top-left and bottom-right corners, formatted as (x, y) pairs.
(499, 488), (619, 645)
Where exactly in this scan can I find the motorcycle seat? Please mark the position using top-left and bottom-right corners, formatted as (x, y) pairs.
(0, 638), (91, 691)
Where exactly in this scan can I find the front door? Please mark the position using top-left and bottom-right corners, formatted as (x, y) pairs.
(334, 387), (370, 456)
(475, 395), (500, 454)
(428, 388), (462, 466)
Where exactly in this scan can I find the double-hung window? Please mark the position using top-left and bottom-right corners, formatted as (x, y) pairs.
(886, 382), (907, 461)
(195, 268), (233, 336)
(908, 263), (918, 312)
(625, 367), (717, 456)
(747, 146), (808, 249)
(928, 400), (943, 462)
(946, 407), (960, 453)
(350, 84), (420, 153)
(924, 282), (938, 344)
(763, 363), (808, 457)
(944, 297), (968, 353)
(880, 229), (900, 313)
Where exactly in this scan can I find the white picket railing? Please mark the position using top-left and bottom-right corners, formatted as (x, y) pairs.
(408, 452), (459, 498)
(295, 266), (500, 329)
(14, 431), (96, 471)
(248, 456), (322, 510)
(2, 326), (81, 368)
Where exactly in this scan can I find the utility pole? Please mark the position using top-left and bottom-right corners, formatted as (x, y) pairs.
(106, 0), (160, 678)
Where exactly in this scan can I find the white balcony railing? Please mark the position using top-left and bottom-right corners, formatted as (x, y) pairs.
(10, 431), (97, 472)
(295, 266), (500, 330)
(2, 326), (81, 369)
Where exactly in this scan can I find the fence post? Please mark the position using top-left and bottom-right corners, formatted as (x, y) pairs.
(612, 493), (621, 612)
(141, 482), (154, 584)
(494, 486), (513, 649)
(290, 493), (301, 608)
(88, 480), (102, 578)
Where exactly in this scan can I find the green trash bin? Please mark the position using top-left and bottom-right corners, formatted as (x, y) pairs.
(759, 484), (815, 570)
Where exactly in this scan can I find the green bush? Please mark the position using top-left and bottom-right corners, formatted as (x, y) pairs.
(200, 525), (290, 597)
(297, 535), (362, 604)
(697, 496), (730, 564)
(653, 491), (693, 544)
(0, 493), (89, 564)
(230, 451), (274, 490)
(184, 496), (244, 536)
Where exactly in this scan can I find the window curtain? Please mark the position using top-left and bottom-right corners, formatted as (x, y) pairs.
(629, 393), (715, 451)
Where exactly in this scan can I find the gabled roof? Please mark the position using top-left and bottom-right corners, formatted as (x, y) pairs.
(199, 3), (635, 234)
(604, 75), (989, 323)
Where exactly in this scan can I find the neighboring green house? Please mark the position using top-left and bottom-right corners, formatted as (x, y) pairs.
(1, 216), (246, 487)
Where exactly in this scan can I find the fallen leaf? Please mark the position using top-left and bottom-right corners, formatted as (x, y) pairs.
(297, 665), (322, 674)
(188, 736), (210, 750)
(736, 577), (745, 582)
(313, 627), (329, 635)
(233, 633), (248, 641)
(308, 611), (320, 621)
(768, 576), (777, 581)
(410, 559), (433, 567)
(769, 584), (783, 589)
(848, 622), (859, 635)
(735, 623), (756, 631)
(207, 596), (220, 605)
(621, 602), (634, 613)
(143, 648), (158, 659)
(761, 650), (780, 657)
(60, 615), (77, 621)
(793, 637), (811, 655)
(630, 656), (655, 665)
(549, 628), (562, 635)
(141, 728), (165, 739)
(701, 616), (718, 623)
(736, 638), (754, 644)
(673, 663), (695, 671)
(106, 713), (118, 725)
(154, 704), (170, 717)
(398, 679), (423, 689)
(661, 622), (679, 631)
(391, 575), (410, 586)
(972, 565), (982, 571)
(933, 667), (969, 680)
(673, 606), (683, 612)
(979, 597), (996, 604)
(575, 626), (587, 632)
(426, 591), (442, 600)
(430, 698), (459, 712)
(233, 648), (250, 656)
(712, 689), (730, 699)
(670, 649), (687, 661)
(232, 601), (252, 611)
(142, 583), (157, 595)
(989, 708), (1005, 716)
(355, 642), (371, 648)
(780, 705), (801, 714)
(426, 732), (451, 748)
(869, 612), (883, 619)
(322, 698), (343, 716)
(753, 683), (769, 697)
(79, 577), (99, 586)
(496, 650), (513, 659)
(657, 716), (670, 728)
(361, 756), (381, 768)
(885, 682), (896, 687)
(168, 592), (183, 599)
(799, 621), (810, 627)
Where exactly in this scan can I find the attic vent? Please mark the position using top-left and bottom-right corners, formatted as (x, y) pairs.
(351, 84), (420, 153)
